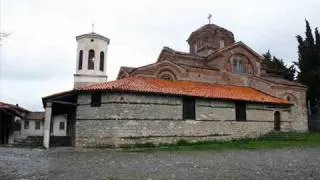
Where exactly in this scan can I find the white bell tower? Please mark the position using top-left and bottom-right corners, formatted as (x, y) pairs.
(74, 31), (110, 88)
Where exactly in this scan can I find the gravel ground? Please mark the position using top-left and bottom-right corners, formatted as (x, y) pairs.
(0, 147), (319, 180)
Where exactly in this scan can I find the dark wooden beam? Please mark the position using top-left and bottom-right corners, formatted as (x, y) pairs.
(52, 100), (77, 106)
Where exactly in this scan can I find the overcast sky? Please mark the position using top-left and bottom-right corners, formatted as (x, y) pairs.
(0, 0), (319, 111)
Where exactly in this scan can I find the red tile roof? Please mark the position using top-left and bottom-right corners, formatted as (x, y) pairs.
(0, 102), (29, 112)
(25, 112), (45, 121)
(0, 102), (29, 118)
(78, 77), (291, 105)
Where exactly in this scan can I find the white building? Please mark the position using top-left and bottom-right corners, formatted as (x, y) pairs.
(21, 112), (68, 137)
(0, 102), (68, 145)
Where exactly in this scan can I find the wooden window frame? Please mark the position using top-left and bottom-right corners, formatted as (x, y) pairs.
(35, 121), (41, 130)
(183, 97), (196, 120)
(91, 92), (102, 107)
(235, 102), (246, 121)
(59, 122), (65, 130)
(24, 120), (29, 129)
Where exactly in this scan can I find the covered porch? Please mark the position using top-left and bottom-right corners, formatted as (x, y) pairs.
(0, 102), (28, 145)
(42, 90), (77, 148)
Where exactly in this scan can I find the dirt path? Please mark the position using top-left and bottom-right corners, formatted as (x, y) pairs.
(0, 147), (319, 180)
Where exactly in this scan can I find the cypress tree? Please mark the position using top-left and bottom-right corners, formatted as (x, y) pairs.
(295, 20), (320, 113)
(262, 51), (295, 81)
(315, 28), (320, 50)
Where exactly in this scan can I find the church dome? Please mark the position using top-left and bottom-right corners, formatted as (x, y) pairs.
(187, 24), (235, 56)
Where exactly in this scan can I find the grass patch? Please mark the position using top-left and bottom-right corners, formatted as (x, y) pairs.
(124, 132), (320, 152)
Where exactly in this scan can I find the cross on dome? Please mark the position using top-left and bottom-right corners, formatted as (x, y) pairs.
(208, 14), (212, 24)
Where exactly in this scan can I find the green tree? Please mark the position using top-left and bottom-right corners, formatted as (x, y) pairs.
(262, 50), (296, 81)
(295, 20), (320, 113)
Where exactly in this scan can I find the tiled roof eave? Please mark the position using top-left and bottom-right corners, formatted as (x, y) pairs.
(79, 85), (291, 106)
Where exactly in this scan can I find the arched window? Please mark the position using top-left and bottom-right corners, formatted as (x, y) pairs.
(191, 41), (196, 53)
(158, 70), (176, 81)
(233, 58), (245, 73)
(203, 36), (209, 46)
(282, 93), (297, 104)
(219, 40), (225, 48)
(99, 51), (104, 71)
(197, 39), (201, 48)
(160, 74), (174, 80)
(286, 96), (291, 102)
(88, 49), (95, 70)
(78, 50), (83, 70)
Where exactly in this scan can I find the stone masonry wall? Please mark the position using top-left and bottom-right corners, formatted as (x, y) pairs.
(75, 92), (293, 147)
(248, 76), (308, 132)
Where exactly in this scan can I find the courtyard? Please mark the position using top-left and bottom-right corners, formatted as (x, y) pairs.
(0, 146), (319, 180)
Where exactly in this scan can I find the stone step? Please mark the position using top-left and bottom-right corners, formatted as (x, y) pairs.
(50, 136), (71, 146)
(259, 132), (307, 141)
(14, 136), (71, 147)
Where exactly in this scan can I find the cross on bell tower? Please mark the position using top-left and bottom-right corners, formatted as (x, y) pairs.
(91, 23), (95, 33)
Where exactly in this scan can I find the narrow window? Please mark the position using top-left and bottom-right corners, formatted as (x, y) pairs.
(99, 51), (104, 71)
(203, 36), (209, 45)
(233, 58), (245, 73)
(183, 98), (195, 120)
(238, 60), (245, 73)
(91, 92), (102, 107)
(219, 40), (225, 48)
(88, 49), (95, 70)
(35, 121), (41, 130)
(78, 50), (83, 70)
(59, 122), (65, 130)
(24, 120), (29, 129)
(235, 102), (246, 121)
(233, 59), (237, 72)
(197, 39), (201, 48)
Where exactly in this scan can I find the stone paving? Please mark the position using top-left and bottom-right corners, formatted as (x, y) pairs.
(0, 147), (319, 180)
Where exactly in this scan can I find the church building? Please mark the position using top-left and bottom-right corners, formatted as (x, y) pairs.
(42, 22), (308, 148)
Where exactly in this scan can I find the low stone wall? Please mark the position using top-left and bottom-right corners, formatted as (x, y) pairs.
(76, 119), (292, 147)
(75, 92), (293, 147)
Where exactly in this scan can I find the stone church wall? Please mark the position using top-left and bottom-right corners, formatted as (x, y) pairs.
(75, 93), (293, 147)
(248, 76), (308, 132)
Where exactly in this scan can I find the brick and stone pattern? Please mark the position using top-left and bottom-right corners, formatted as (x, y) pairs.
(115, 22), (308, 133)
(248, 76), (308, 132)
(75, 93), (292, 147)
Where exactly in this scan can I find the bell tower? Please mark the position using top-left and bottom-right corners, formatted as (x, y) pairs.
(74, 32), (110, 88)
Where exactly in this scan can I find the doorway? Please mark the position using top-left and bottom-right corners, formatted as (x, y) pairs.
(274, 111), (281, 131)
